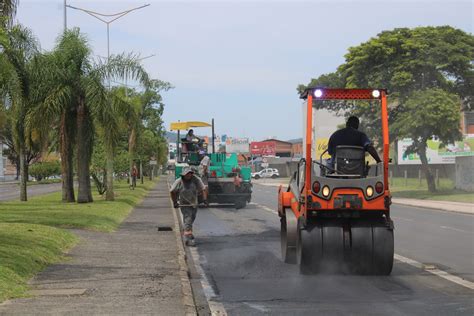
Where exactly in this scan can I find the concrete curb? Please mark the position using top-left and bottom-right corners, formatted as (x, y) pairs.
(170, 196), (198, 316)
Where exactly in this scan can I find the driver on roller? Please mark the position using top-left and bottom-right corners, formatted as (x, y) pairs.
(327, 116), (381, 167)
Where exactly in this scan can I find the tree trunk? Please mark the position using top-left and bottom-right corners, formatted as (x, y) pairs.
(105, 140), (115, 201)
(417, 143), (436, 193)
(76, 98), (93, 203)
(60, 110), (75, 202)
(128, 127), (136, 186)
(15, 158), (20, 180)
(19, 147), (27, 201)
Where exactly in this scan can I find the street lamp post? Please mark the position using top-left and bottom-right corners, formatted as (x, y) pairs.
(65, 3), (150, 61)
(64, 0), (67, 31)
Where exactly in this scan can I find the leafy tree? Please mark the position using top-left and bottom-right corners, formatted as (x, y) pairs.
(392, 89), (461, 192)
(0, 24), (41, 200)
(300, 26), (473, 191)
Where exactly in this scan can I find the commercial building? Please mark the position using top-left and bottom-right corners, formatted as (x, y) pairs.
(250, 139), (293, 157)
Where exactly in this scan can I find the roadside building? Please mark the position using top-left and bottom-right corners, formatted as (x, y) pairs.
(288, 138), (303, 158)
(250, 139), (292, 157)
(461, 111), (474, 135)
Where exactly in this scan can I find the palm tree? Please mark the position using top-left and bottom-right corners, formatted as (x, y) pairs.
(125, 80), (171, 186)
(0, 24), (40, 201)
(34, 28), (150, 203)
(0, 0), (19, 27)
(94, 87), (130, 201)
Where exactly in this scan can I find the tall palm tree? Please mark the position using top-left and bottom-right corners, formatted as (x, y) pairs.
(0, 24), (39, 201)
(33, 28), (150, 203)
(0, 0), (19, 27)
(125, 80), (171, 186)
(95, 87), (134, 201)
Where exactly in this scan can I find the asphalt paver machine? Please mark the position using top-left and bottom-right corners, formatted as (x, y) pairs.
(170, 120), (252, 209)
(278, 88), (394, 274)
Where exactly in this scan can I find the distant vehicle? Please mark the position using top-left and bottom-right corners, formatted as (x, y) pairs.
(252, 168), (280, 179)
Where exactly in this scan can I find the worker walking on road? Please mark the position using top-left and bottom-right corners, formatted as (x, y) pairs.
(170, 167), (207, 246)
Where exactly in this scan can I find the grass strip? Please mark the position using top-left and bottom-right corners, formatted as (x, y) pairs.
(0, 223), (77, 302)
(0, 181), (157, 232)
(0, 180), (157, 302)
(389, 177), (473, 203)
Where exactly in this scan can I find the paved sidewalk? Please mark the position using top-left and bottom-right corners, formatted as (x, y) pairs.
(392, 198), (474, 215)
(0, 178), (195, 315)
(255, 181), (474, 215)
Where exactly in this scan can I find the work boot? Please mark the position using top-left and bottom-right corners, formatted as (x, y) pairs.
(183, 233), (195, 246)
(187, 238), (196, 247)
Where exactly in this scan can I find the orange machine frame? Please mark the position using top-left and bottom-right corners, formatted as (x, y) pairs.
(280, 88), (390, 220)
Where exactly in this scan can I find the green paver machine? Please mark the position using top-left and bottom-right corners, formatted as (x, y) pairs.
(170, 120), (252, 209)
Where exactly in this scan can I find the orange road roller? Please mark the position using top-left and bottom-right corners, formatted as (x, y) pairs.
(278, 88), (394, 275)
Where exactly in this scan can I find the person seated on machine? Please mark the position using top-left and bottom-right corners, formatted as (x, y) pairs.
(327, 116), (381, 174)
(183, 129), (201, 153)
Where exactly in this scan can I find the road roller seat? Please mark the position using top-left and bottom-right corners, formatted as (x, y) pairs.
(334, 145), (365, 177)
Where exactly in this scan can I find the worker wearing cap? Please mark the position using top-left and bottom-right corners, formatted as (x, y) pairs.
(170, 167), (207, 246)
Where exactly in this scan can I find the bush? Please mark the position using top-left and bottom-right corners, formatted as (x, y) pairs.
(29, 161), (61, 181)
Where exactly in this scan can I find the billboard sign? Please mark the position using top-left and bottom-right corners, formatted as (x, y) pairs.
(226, 138), (250, 154)
(398, 137), (474, 165)
(250, 141), (276, 156)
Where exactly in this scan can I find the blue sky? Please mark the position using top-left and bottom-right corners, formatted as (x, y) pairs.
(18, 0), (473, 140)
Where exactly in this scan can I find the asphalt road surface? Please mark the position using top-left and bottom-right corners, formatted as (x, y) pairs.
(0, 182), (61, 201)
(191, 183), (474, 315)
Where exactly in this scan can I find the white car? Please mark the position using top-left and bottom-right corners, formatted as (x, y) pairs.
(252, 168), (280, 179)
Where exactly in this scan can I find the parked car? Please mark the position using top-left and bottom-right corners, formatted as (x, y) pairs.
(251, 168), (280, 179)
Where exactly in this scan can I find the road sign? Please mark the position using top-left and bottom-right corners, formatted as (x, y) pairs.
(150, 160), (157, 165)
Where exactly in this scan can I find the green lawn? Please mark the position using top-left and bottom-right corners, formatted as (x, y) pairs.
(0, 223), (77, 302)
(0, 181), (157, 232)
(0, 180), (157, 303)
(390, 177), (474, 203)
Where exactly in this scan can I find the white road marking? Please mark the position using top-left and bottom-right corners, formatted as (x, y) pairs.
(394, 254), (474, 290)
(391, 216), (414, 222)
(250, 202), (474, 291)
(440, 225), (472, 234)
(189, 247), (228, 316)
(244, 302), (269, 313)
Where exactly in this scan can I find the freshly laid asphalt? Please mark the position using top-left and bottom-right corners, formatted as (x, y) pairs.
(0, 182), (61, 201)
(191, 183), (474, 315)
